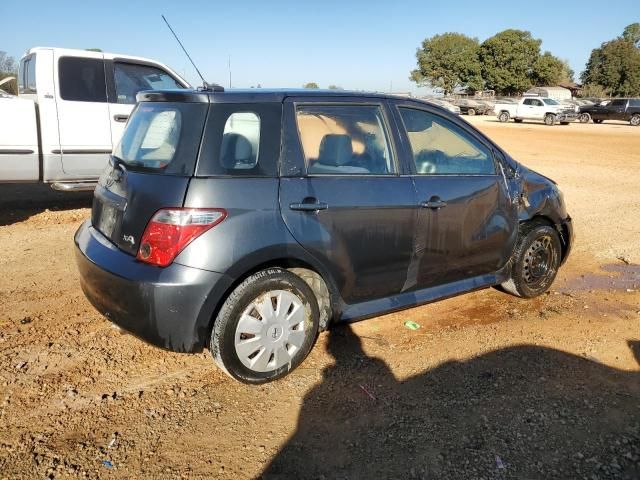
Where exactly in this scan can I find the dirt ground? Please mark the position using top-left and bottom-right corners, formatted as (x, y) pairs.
(0, 118), (639, 479)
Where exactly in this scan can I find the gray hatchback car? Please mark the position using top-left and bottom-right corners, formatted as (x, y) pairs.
(75, 88), (573, 383)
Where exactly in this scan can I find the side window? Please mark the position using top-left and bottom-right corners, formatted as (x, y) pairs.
(398, 107), (495, 175)
(523, 99), (534, 106)
(113, 62), (184, 104)
(19, 55), (36, 94)
(59, 57), (107, 102)
(296, 104), (394, 175)
(610, 99), (625, 107)
(219, 113), (260, 170)
(532, 99), (543, 106)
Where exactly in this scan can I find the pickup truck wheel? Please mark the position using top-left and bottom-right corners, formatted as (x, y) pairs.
(210, 268), (320, 384)
(578, 113), (591, 123)
(630, 114), (640, 126)
(467, 108), (476, 116)
(544, 113), (556, 126)
(514, 119), (523, 123)
(498, 111), (510, 123)
(500, 224), (562, 299)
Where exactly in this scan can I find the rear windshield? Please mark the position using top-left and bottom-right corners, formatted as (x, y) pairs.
(113, 102), (207, 175)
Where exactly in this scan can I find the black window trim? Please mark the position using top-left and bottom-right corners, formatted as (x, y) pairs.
(393, 102), (500, 177)
(292, 100), (400, 178)
(58, 55), (108, 103)
(20, 54), (37, 94)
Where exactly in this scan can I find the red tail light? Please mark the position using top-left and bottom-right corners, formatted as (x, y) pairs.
(137, 208), (227, 267)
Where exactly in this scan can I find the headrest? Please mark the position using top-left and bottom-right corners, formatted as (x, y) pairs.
(221, 133), (253, 168)
(318, 134), (353, 166)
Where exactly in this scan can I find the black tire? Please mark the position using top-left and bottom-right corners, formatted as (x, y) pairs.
(578, 113), (591, 123)
(593, 119), (603, 124)
(499, 223), (562, 299)
(630, 114), (640, 126)
(498, 111), (510, 123)
(514, 118), (523, 123)
(468, 108), (476, 116)
(544, 113), (556, 126)
(210, 268), (320, 384)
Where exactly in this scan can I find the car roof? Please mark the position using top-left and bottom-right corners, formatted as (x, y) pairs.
(136, 88), (416, 104)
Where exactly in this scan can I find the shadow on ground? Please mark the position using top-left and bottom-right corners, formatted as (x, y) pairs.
(0, 184), (92, 226)
(263, 325), (640, 479)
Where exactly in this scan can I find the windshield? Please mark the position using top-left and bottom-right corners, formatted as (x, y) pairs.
(542, 98), (559, 105)
(113, 102), (207, 175)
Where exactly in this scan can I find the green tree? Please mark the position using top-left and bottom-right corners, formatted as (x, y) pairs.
(559, 59), (575, 83)
(303, 82), (319, 89)
(0, 51), (18, 95)
(531, 51), (566, 86)
(581, 38), (640, 96)
(86, 48), (103, 52)
(410, 32), (483, 95)
(479, 29), (542, 95)
(622, 22), (640, 48)
(327, 84), (342, 90)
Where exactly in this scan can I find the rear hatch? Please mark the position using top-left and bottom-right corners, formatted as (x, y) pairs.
(92, 98), (208, 255)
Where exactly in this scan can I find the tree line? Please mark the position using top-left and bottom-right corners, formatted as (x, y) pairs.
(411, 23), (640, 97)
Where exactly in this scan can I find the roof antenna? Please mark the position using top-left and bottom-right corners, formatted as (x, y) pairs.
(161, 14), (224, 92)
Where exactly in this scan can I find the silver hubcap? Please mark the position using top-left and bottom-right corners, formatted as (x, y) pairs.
(234, 290), (307, 372)
(631, 116), (640, 126)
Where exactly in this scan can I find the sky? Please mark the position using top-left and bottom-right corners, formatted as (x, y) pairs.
(2, 0), (638, 94)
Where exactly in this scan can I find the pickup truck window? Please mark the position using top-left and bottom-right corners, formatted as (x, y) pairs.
(18, 55), (37, 94)
(398, 107), (495, 175)
(523, 99), (543, 106)
(59, 57), (107, 103)
(542, 98), (559, 105)
(113, 62), (183, 104)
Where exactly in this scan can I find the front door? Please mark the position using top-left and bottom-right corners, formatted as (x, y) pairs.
(54, 52), (112, 177)
(278, 99), (417, 304)
(392, 102), (517, 289)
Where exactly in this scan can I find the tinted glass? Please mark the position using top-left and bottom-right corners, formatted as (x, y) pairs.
(114, 62), (183, 104)
(523, 99), (534, 105)
(399, 107), (495, 175)
(610, 99), (626, 107)
(543, 98), (559, 105)
(629, 99), (640, 107)
(219, 113), (260, 170)
(59, 57), (107, 102)
(296, 104), (394, 175)
(113, 102), (207, 175)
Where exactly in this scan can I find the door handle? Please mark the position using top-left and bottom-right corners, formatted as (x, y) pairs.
(289, 201), (328, 212)
(421, 198), (447, 209)
(113, 114), (129, 123)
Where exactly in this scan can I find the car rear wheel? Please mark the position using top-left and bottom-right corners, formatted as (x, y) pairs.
(467, 108), (476, 116)
(578, 113), (591, 123)
(499, 223), (562, 299)
(210, 268), (320, 384)
(630, 114), (640, 126)
(498, 111), (510, 123)
(544, 113), (556, 126)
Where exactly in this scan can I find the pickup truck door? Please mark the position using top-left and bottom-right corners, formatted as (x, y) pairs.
(54, 51), (112, 177)
(520, 98), (544, 119)
(106, 60), (187, 148)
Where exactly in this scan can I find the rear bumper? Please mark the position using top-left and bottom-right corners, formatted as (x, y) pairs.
(74, 220), (232, 353)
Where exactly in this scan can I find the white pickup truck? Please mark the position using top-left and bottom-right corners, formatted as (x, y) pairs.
(0, 47), (190, 191)
(494, 97), (578, 126)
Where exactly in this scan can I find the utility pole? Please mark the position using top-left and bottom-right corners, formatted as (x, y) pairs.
(228, 55), (232, 89)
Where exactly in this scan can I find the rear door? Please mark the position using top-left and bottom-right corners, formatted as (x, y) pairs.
(92, 100), (208, 254)
(609, 99), (627, 121)
(55, 52), (112, 177)
(391, 100), (517, 289)
(278, 97), (417, 304)
(106, 60), (188, 147)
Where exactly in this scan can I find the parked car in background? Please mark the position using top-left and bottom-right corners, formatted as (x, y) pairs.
(578, 98), (640, 125)
(0, 47), (189, 191)
(494, 97), (578, 125)
(452, 98), (492, 116)
(75, 88), (573, 384)
(423, 97), (461, 115)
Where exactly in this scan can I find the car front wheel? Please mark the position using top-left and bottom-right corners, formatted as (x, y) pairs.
(498, 111), (510, 122)
(630, 114), (640, 126)
(499, 223), (562, 298)
(544, 113), (556, 126)
(210, 268), (320, 384)
(579, 113), (591, 123)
